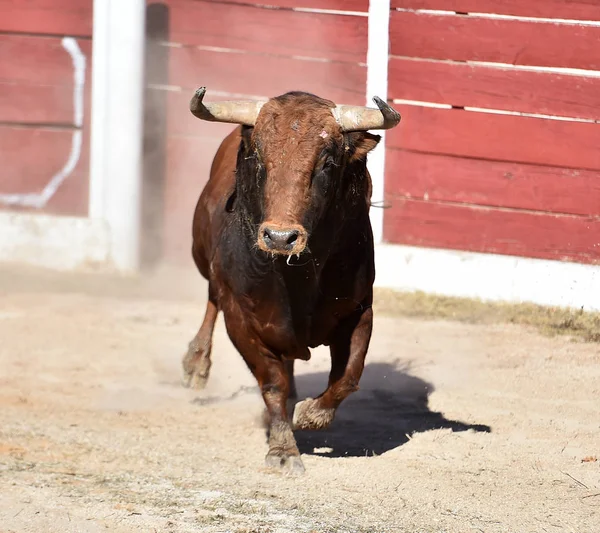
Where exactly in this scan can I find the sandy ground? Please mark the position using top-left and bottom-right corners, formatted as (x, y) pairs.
(0, 265), (599, 533)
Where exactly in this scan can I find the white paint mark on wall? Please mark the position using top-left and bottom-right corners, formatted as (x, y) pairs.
(65, 36), (86, 129)
(292, 7), (367, 17)
(392, 8), (600, 27)
(392, 98), (452, 109)
(0, 37), (86, 208)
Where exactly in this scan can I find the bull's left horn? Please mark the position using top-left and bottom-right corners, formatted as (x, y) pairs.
(333, 96), (401, 132)
(190, 87), (265, 126)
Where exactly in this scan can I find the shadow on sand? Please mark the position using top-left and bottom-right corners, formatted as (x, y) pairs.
(293, 361), (491, 458)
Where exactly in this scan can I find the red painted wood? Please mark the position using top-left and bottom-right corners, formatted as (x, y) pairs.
(0, 127), (86, 192)
(164, 0), (367, 63)
(389, 11), (600, 70)
(0, 80), (92, 126)
(0, 36), (92, 124)
(0, 35), (92, 87)
(39, 167), (88, 216)
(385, 150), (600, 217)
(205, 0), (368, 11)
(162, 134), (225, 261)
(386, 105), (600, 171)
(391, 0), (600, 20)
(388, 57), (600, 120)
(0, 0), (93, 36)
(168, 47), (367, 105)
(383, 198), (600, 264)
(0, 126), (89, 215)
(157, 90), (247, 138)
(0, 84), (74, 124)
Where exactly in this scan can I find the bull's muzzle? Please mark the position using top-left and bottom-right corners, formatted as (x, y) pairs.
(258, 222), (308, 255)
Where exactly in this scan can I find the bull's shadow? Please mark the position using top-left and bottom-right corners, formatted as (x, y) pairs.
(293, 361), (490, 457)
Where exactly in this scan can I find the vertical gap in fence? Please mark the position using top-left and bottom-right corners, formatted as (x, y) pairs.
(366, 0), (391, 245)
(142, 2), (169, 269)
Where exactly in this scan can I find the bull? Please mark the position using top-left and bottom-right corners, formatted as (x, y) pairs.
(182, 87), (401, 474)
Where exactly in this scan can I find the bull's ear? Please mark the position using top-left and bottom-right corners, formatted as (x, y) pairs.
(347, 132), (381, 162)
(240, 125), (254, 155)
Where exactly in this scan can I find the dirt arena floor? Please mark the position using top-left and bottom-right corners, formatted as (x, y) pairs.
(0, 264), (599, 533)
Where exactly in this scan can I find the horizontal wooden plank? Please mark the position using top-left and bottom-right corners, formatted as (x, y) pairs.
(391, 1), (600, 20)
(200, 0), (368, 11)
(388, 57), (600, 120)
(383, 198), (600, 264)
(0, 0), (93, 36)
(0, 35), (92, 86)
(386, 105), (600, 171)
(389, 11), (600, 70)
(163, 0), (367, 63)
(0, 84), (75, 124)
(0, 126), (89, 216)
(385, 150), (600, 217)
(168, 47), (367, 105)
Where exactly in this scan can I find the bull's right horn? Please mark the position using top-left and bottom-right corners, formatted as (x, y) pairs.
(189, 87), (265, 126)
(333, 96), (401, 132)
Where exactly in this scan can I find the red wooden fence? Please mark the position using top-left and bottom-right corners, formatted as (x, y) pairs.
(0, 0), (93, 216)
(5, 1), (597, 268)
(385, 4), (600, 264)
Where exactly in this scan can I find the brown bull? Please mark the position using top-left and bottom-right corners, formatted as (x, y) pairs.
(182, 87), (401, 474)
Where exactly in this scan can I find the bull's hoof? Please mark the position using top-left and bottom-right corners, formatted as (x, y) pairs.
(181, 345), (211, 390)
(292, 398), (335, 430)
(265, 452), (305, 476)
(182, 371), (209, 390)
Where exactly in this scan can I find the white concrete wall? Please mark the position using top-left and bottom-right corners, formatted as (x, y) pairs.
(374, 244), (600, 311)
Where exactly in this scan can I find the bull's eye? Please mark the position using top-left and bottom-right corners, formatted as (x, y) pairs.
(316, 156), (337, 179)
(312, 169), (331, 195)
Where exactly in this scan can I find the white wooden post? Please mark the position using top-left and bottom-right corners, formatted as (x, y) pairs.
(89, 0), (146, 271)
(366, 0), (391, 244)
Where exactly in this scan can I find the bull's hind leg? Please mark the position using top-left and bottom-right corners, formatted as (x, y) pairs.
(293, 305), (373, 430)
(285, 359), (297, 400)
(182, 285), (218, 389)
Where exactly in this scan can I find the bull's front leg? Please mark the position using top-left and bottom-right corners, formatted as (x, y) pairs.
(293, 304), (373, 431)
(259, 356), (305, 474)
(223, 310), (304, 475)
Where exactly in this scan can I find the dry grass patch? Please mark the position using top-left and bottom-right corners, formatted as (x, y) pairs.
(374, 289), (600, 343)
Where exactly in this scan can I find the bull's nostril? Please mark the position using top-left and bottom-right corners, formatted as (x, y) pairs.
(286, 232), (299, 245)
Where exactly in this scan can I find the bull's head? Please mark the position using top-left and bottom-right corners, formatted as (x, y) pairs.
(190, 87), (401, 256)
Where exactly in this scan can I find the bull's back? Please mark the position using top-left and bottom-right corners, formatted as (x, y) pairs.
(191, 127), (241, 278)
